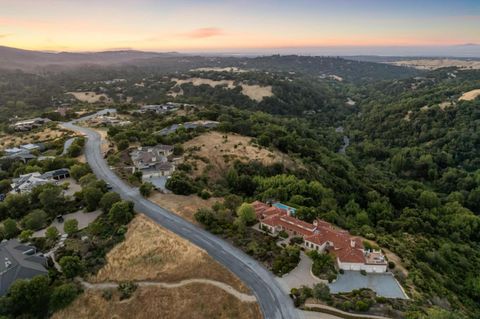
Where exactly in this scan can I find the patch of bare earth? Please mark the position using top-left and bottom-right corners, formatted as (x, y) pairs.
(67, 91), (113, 103)
(388, 59), (480, 70)
(459, 89), (480, 101)
(0, 127), (76, 148)
(90, 215), (249, 294)
(438, 101), (454, 110)
(169, 77), (273, 101)
(183, 131), (297, 181)
(149, 193), (220, 223)
(52, 284), (262, 319)
(191, 67), (248, 73)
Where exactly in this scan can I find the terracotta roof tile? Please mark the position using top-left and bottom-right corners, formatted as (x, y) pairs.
(261, 213), (316, 236)
(305, 226), (365, 263)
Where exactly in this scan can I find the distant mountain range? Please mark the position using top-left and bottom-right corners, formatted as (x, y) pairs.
(0, 46), (180, 71)
(2, 44), (479, 76)
(2, 44), (480, 72)
(192, 44), (480, 58)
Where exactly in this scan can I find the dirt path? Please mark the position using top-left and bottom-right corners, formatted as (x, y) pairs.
(80, 278), (257, 303)
(303, 303), (392, 319)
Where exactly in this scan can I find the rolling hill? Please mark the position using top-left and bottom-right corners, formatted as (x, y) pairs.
(0, 46), (178, 71)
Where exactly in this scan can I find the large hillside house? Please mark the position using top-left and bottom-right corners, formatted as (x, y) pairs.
(10, 118), (51, 132)
(130, 145), (175, 179)
(156, 120), (219, 136)
(139, 103), (179, 114)
(0, 239), (48, 296)
(253, 201), (387, 273)
(10, 168), (70, 194)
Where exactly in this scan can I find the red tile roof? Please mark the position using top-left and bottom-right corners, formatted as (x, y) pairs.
(252, 201), (285, 219)
(334, 246), (366, 264)
(305, 225), (365, 263)
(254, 201), (375, 264)
(314, 220), (333, 229)
(261, 212), (316, 236)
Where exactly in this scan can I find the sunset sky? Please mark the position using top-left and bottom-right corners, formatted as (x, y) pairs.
(1, 0), (479, 52)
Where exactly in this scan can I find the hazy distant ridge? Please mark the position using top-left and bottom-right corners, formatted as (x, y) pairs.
(0, 46), (178, 70)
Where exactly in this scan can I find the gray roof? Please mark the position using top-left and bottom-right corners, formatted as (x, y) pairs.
(155, 162), (174, 171)
(1, 150), (36, 161)
(40, 168), (70, 179)
(155, 121), (219, 136)
(130, 146), (172, 169)
(0, 239), (47, 296)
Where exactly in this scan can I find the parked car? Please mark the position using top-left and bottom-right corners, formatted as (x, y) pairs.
(56, 215), (64, 223)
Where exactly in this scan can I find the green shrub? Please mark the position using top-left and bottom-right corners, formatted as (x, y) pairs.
(278, 230), (289, 238)
(49, 283), (80, 311)
(312, 282), (331, 301)
(21, 209), (48, 230)
(355, 300), (370, 312)
(341, 300), (353, 311)
(99, 192), (121, 213)
(64, 219), (79, 235)
(139, 182), (154, 197)
(2, 218), (19, 239)
(19, 229), (34, 242)
(45, 226), (59, 241)
(271, 245), (300, 276)
(118, 281), (137, 300)
(59, 255), (84, 278)
(166, 172), (196, 195)
(289, 236), (304, 245)
(199, 189), (211, 199)
(102, 289), (113, 301)
(308, 250), (337, 281)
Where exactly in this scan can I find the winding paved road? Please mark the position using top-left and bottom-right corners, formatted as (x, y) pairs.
(63, 113), (300, 319)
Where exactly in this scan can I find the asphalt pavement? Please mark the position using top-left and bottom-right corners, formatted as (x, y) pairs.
(62, 114), (300, 319)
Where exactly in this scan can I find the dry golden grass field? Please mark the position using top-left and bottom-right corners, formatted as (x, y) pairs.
(52, 284), (262, 319)
(170, 77), (273, 101)
(459, 89), (480, 101)
(0, 126), (75, 148)
(54, 214), (262, 319)
(388, 59), (480, 70)
(67, 91), (113, 103)
(183, 131), (297, 181)
(91, 215), (249, 293)
(149, 193), (221, 223)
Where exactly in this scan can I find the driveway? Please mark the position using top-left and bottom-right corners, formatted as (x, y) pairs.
(59, 178), (82, 197)
(61, 137), (77, 155)
(146, 176), (170, 193)
(277, 252), (325, 292)
(33, 210), (102, 237)
(329, 271), (408, 299)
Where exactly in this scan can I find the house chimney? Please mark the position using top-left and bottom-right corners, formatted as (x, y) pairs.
(350, 240), (356, 248)
(313, 220), (318, 226)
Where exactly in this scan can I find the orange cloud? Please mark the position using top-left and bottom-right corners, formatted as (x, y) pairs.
(182, 27), (223, 39)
